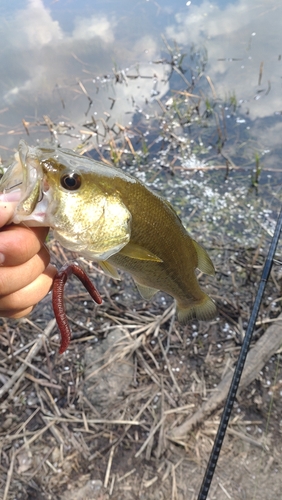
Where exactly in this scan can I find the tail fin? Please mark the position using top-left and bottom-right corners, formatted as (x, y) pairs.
(177, 293), (216, 323)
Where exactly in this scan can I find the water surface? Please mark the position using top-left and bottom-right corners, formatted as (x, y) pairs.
(0, 1), (280, 155)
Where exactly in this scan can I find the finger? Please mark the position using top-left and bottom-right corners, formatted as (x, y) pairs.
(0, 202), (17, 226)
(0, 246), (51, 296)
(0, 264), (57, 315)
(0, 225), (49, 266)
(2, 305), (35, 318)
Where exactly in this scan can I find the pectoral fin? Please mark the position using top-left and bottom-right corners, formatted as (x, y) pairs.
(192, 240), (215, 276)
(119, 242), (163, 262)
(100, 261), (120, 280)
(135, 282), (159, 300)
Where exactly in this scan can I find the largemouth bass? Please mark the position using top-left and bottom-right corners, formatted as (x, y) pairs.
(0, 140), (216, 322)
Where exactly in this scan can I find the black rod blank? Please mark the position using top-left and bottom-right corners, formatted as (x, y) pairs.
(198, 206), (282, 500)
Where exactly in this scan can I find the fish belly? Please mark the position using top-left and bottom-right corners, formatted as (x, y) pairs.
(108, 252), (216, 322)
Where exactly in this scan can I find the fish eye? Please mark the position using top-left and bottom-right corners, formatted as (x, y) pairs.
(60, 173), (82, 191)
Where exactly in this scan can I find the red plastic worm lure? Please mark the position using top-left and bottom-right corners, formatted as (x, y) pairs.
(52, 263), (102, 354)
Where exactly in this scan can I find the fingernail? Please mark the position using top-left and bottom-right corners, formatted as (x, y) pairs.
(0, 253), (5, 265)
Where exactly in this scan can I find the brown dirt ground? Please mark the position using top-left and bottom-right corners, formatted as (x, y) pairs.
(1, 239), (282, 500)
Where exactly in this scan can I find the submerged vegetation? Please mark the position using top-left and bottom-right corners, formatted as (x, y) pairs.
(250, 151), (263, 188)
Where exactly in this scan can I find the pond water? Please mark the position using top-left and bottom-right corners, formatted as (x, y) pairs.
(0, 0), (282, 248)
(0, 0), (281, 152)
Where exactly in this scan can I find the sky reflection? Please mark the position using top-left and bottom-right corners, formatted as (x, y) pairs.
(0, 0), (281, 166)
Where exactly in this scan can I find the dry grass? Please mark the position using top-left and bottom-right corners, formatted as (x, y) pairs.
(1, 51), (282, 499)
(1, 237), (282, 499)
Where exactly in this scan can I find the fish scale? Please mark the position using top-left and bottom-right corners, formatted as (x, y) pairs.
(0, 140), (216, 322)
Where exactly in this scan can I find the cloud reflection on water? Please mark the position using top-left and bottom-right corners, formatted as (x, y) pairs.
(166, 0), (282, 120)
(7, 0), (63, 49)
(0, 0), (171, 152)
(0, 0), (281, 159)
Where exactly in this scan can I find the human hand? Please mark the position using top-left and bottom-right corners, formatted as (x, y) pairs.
(0, 202), (57, 318)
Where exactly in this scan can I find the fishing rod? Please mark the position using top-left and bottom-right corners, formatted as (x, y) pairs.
(197, 205), (282, 500)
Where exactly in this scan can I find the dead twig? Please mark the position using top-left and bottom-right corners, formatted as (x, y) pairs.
(169, 313), (282, 440)
(0, 319), (57, 399)
(3, 450), (15, 500)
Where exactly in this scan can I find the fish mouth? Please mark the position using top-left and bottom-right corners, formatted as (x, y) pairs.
(0, 140), (48, 225)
